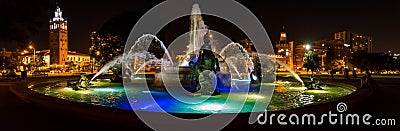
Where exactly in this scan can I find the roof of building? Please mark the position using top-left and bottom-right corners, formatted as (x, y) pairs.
(67, 51), (90, 56)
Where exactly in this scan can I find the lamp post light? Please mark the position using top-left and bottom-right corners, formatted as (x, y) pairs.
(29, 45), (35, 70)
(305, 44), (311, 50)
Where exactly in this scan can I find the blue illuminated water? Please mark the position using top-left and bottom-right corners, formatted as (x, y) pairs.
(30, 79), (355, 113)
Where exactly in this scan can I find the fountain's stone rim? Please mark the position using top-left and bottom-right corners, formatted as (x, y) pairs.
(10, 76), (372, 128)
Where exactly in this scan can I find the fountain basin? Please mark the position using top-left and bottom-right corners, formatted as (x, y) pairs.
(11, 77), (375, 129)
(26, 78), (356, 114)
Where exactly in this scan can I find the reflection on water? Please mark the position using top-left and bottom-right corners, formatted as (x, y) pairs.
(30, 79), (354, 113)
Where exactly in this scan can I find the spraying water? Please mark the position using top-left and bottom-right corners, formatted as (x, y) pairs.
(276, 60), (304, 86)
(91, 34), (174, 81)
(134, 59), (171, 75)
(219, 42), (254, 81)
(127, 34), (174, 66)
(91, 55), (124, 81)
(187, 3), (208, 62)
(220, 42), (254, 73)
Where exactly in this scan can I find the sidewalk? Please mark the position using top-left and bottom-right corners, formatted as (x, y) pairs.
(0, 82), (128, 130)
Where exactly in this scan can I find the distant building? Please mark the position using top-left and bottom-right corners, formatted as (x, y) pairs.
(238, 39), (255, 53)
(294, 39), (353, 71)
(275, 26), (294, 71)
(18, 4), (92, 71)
(293, 42), (306, 70)
(66, 51), (91, 71)
(334, 31), (372, 53)
(323, 40), (351, 60)
(20, 50), (50, 68)
(1, 48), (14, 70)
(294, 41), (325, 71)
(49, 6), (68, 67)
(0, 48), (12, 58)
(20, 49), (91, 71)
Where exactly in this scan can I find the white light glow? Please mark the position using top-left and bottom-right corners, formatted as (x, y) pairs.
(305, 45), (311, 50)
(63, 87), (73, 91)
(53, 6), (64, 21)
(305, 89), (329, 94)
(251, 73), (258, 80)
(79, 90), (91, 94)
(199, 104), (223, 111)
(247, 94), (265, 99)
(93, 88), (115, 92)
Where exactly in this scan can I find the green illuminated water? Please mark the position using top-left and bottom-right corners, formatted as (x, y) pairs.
(30, 79), (355, 113)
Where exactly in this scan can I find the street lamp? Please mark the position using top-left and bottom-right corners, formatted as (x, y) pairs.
(305, 44), (311, 50)
(29, 45), (35, 70)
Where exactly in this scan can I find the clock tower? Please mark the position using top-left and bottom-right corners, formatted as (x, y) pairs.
(49, 5), (68, 66)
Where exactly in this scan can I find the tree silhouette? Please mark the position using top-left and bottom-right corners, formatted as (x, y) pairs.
(303, 51), (321, 75)
(88, 11), (144, 82)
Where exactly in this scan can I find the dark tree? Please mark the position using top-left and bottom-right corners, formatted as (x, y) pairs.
(350, 51), (380, 72)
(0, 52), (22, 71)
(89, 33), (124, 66)
(324, 47), (335, 70)
(349, 51), (369, 71)
(89, 11), (144, 82)
(303, 51), (321, 75)
(383, 55), (396, 74)
(89, 11), (145, 65)
(0, 56), (11, 70)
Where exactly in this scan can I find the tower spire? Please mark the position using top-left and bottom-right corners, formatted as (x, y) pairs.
(53, 5), (64, 21)
(280, 26), (287, 41)
(281, 26), (286, 33)
(49, 3), (68, 66)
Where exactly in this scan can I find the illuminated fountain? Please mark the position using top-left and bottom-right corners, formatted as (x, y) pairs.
(91, 55), (124, 81)
(219, 42), (254, 86)
(26, 3), (356, 115)
(90, 34), (174, 82)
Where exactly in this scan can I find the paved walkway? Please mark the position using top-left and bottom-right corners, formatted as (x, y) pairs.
(353, 79), (400, 114)
(0, 82), (128, 130)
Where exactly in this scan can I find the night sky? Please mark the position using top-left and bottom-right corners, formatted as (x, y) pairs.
(1, 0), (400, 53)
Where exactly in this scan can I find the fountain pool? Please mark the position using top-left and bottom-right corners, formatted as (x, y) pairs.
(29, 78), (355, 114)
